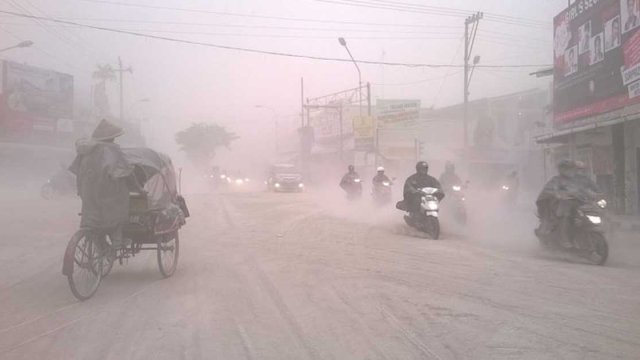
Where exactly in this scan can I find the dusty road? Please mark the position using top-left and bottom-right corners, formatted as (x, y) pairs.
(1, 189), (640, 360)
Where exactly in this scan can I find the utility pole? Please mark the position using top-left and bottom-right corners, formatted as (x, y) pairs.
(117, 56), (133, 123)
(301, 77), (305, 128)
(464, 12), (482, 149)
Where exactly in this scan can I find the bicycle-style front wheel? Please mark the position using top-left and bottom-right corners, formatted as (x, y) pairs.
(63, 230), (103, 300)
(157, 231), (179, 278)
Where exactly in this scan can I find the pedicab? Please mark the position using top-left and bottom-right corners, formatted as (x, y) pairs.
(62, 147), (189, 300)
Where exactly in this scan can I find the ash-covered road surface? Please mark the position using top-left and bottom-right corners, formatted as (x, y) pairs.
(1, 190), (640, 360)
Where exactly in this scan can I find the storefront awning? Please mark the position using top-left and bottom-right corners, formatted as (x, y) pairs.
(535, 116), (628, 144)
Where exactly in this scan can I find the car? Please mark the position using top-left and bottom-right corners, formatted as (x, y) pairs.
(266, 164), (304, 192)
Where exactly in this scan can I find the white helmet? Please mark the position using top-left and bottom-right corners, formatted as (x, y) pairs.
(376, 166), (385, 172)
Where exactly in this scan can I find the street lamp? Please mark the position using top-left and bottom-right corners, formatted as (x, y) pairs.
(0, 40), (34, 53)
(338, 37), (363, 123)
(255, 105), (279, 154)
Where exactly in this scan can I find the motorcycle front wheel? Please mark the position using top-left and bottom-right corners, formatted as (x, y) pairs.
(41, 184), (54, 200)
(423, 216), (440, 240)
(584, 231), (608, 265)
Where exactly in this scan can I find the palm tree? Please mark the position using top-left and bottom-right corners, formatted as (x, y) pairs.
(92, 64), (116, 82)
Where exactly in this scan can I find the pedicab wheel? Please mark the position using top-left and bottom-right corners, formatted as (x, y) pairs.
(101, 256), (114, 277)
(41, 184), (53, 200)
(64, 231), (103, 301)
(587, 232), (608, 266)
(157, 232), (179, 278)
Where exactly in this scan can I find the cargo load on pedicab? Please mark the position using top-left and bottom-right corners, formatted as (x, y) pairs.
(63, 147), (189, 301)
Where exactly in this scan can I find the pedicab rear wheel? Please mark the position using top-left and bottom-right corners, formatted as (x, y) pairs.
(157, 231), (179, 278)
(64, 230), (103, 301)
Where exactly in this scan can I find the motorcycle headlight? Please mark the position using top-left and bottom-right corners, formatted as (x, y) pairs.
(586, 215), (602, 224)
(220, 175), (226, 179)
(298, 183), (304, 188)
(354, 178), (361, 183)
(501, 185), (510, 191)
(452, 185), (461, 192)
(382, 181), (390, 186)
(425, 201), (439, 210)
(275, 183), (281, 188)
(235, 179), (244, 185)
(597, 199), (607, 209)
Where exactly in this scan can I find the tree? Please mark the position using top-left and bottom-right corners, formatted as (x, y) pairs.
(175, 122), (238, 168)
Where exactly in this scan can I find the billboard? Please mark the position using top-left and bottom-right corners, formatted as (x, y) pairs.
(353, 115), (374, 151)
(376, 99), (421, 125)
(553, 0), (640, 126)
(1, 60), (73, 120)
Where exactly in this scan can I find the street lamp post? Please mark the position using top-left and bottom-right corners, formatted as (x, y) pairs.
(0, 40), (34, 53)
(338, 37), (363, 123)
(255, 105), (279, 154)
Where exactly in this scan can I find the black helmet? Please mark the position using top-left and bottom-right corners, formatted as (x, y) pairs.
(416, 161), (429, 173)
(348, 165), (355, 172)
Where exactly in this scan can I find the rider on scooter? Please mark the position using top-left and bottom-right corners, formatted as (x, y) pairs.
(402, 161), (444, 215)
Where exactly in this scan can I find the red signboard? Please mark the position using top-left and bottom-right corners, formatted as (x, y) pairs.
(553, 0), (640, 126)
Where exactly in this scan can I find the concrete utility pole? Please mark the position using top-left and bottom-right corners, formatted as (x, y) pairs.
(464, 12), (483, 148)
(117, 57), (133, 123)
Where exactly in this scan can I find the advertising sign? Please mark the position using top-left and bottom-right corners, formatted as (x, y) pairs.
(376, 99), (421, 125)
(553, 0), (640, 126)
(353, 115), (374, 151)
(2, 60), (74, 120)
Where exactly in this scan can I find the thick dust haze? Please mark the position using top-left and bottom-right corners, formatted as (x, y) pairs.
(2, 1), (640, 359)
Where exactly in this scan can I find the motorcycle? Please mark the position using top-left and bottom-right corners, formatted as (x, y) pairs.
(534, 193), (609, 265)
(41, 171), (75, 199)
(372, 180), (393, 206)
(341, 177), (362, 200)
(448, 184), (467, 224)
(397, 187), (443, 239)
(499, 183), (517, 207)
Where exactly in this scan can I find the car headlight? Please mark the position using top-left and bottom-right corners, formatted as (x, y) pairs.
(452, 185), (461, 192)
(220, 175), (226, 179)
(298, 183), (304, 188)
(597, 199), (607, 209)
(275, 183), (281, 188)
(586, 215), (602, 224)
(501, 185), (510, 191)
(245, 178), (250, 182)
(235, 179), (244, 185)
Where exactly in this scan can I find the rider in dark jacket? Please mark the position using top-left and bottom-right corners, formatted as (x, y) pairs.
(536, 159), (598, 246)
(438, 161), (462, 191)
(403, 161), (444, 213)
(340, 165), (360, 192)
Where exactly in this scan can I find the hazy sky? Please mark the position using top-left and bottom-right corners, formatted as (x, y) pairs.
(0, 0), (566, 157)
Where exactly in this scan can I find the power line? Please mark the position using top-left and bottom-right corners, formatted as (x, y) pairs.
(318, 0), (549, 29)
(365, 0), (549, 26)
(372, 70), (462, 86)
(0, 15), (461, 31)
(0, 10), (552, 69)
(0, 23), (462, 40)
(0, 24), (81, 71)
(76, 0), (458, 29)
